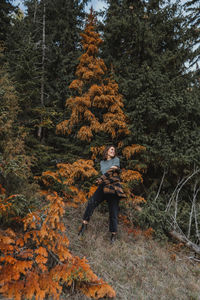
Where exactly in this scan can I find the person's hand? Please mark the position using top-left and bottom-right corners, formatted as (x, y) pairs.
(110, 166), (118, 169)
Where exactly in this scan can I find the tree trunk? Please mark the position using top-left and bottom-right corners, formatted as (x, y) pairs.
(38, 0), (45, 139)
(33, 0), (38, 23)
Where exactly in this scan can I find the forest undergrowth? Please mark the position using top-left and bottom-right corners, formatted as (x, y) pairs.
(61, 204), (200, 300)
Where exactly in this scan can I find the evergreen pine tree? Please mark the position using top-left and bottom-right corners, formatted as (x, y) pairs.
(0, 46), (38, 220)
(7, 0), (88, 173)
(0, 0), (15, 44)
(184, 0), (200, 68)
(102, 0), (200, 239)
(103, 0), (200, 175)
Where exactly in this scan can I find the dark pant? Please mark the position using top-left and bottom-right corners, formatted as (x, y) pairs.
(83, 184), (120, 233)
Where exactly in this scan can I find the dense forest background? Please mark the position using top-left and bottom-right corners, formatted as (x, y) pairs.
(0, 0), (200, 299)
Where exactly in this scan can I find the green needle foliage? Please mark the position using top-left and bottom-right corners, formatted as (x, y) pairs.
(102, 0), (200, 240)
(0, 0), (15, 44)
(103, 0), (200, 174)
(6, 0), (89, 173)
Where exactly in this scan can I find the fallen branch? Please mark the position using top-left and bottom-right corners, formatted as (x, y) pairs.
(187, 256), (200, 263)
(170, 230), (200, 256)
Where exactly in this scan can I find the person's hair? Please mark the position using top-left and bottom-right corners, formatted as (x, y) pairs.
(102, 145), (117, 160)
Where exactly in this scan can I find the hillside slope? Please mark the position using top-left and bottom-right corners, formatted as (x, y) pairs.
(63, 204), (200, 300)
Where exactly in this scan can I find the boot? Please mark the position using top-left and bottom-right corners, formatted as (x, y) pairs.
(78, 223), (88, 236)
(110, 233), (117, 244)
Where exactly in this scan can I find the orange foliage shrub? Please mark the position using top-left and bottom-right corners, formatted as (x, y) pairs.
(122, 144), (146, 160)
(121, 169), (143, 183)
(38, 160), (98, 207)
(90, 145), (105, 160)
(87, 185), (98, 199)
(0, 184), (6, 195)
(119, 214), (154, 239)
(0, 193), (23, 219)
(0, 191), (116, 299)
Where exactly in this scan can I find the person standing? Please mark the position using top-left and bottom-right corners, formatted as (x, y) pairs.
(78, 145), (126, 243)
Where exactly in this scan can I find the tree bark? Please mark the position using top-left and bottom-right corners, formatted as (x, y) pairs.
(33, 0), (38, 23)
(38, 0), (45, 139)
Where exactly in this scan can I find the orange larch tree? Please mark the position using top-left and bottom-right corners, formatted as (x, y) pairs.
(56, 11), (129, 144)
(54, 10), (146, 208)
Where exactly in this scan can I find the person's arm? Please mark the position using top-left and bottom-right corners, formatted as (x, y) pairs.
(98, 166), (120, 185)
(97, 157), (120, 184)
(108, 157), (120, 170)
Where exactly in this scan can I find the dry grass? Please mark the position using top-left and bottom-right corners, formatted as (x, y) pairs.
(63, 204), (200, 300)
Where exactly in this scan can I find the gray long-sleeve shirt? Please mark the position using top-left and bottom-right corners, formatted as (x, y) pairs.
(100, 156), (120, 175)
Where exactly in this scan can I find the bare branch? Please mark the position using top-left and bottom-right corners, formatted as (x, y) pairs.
(193, 192), (200, 244)
(187, 196), (194, 239)
(165, 176), (185, 212)
(166, 167), (200, 213)
(187, 180), (200, 242)
(154, 169), (167, 202)
(33, 0), (38, 23)
(48, 249), (63, 265)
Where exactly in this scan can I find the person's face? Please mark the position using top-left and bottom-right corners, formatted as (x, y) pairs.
(107, 146), (115, 159)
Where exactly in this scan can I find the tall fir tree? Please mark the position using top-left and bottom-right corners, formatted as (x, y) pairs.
(102, 0), (200, 176)
(0, 46), (39, 220)
(7, 0), (88, 174)
(0, 0), (15, 44)
(102, 0), (200, 239)
(184, 0), (200, 72)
